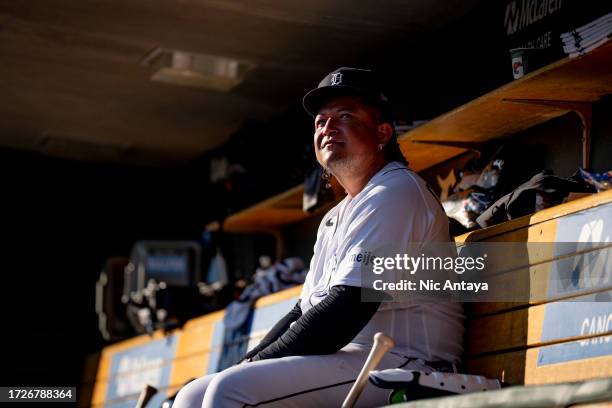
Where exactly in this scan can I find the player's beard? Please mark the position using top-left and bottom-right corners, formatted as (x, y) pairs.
(327, 151), (373, 179)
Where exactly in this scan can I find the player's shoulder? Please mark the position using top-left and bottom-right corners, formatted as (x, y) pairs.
(366, 162), (429, 200)
(361, 162), (445, 224)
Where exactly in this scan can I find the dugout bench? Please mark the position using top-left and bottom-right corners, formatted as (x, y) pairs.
(80, 190), (612, 407)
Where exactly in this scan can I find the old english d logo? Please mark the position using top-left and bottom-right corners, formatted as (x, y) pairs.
(331, 72), (342, 86)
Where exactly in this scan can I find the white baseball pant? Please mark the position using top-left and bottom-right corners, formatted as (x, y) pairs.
(172, 343), (413, 408)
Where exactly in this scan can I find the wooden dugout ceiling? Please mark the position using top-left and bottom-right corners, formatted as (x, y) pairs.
(0, 0), (484, 165)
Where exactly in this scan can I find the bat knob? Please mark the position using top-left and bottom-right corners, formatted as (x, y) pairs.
(374, 332), (395, 349)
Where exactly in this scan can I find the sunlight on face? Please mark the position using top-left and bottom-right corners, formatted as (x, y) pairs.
(313, 96), (381, 173)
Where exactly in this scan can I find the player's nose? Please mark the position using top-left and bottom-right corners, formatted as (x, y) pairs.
(320, 117), (339, 136)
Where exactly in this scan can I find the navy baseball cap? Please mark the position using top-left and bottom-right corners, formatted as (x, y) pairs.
(302, 67), (392, 120)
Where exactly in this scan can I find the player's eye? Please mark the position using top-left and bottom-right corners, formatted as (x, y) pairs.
(315, 119), (327, 128)
(339, 112), (352, 119)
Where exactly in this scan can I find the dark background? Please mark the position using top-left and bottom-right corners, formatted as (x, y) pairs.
(1, 0), (610, 388)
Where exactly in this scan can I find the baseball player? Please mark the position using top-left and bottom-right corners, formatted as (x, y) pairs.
(173, 67), (464, 408)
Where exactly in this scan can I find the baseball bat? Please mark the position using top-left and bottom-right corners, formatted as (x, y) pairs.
(135, 384), (158, 408)
(341, 332), (395, 408)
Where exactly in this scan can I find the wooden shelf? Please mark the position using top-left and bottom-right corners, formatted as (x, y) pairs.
(398, 41), (612, 171)
(209, 43), (612, 234)
(206, 184), (340, 234)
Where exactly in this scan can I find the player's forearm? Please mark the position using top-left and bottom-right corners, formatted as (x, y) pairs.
(242, 301), (302, 361)
(251, 285), (382, 361)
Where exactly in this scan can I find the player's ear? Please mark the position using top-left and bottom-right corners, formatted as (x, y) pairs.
(376, 122), (394, 146)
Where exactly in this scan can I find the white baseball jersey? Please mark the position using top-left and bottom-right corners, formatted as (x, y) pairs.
(300, 161), (464, 363)
(173, 162), (466, 408)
